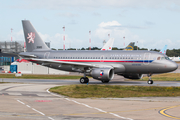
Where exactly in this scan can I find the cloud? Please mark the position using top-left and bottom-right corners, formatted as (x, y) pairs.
(98, 21), (145, 29)
(38, 32), (63, 49)
(94, 21), (139, 47)
(38, 32), (84, 49)
(145, 21), (155, 25)
(92, 12), (101, 16)
(99, 21), (121, 28)
(57, 13), (79, 18)
(5, 29), (24, 42)
(13, 0), (180, 11)
(68, 20), (78, 25)
(94, 21), (154, 48)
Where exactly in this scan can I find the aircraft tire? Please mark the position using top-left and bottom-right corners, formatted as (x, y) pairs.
(80, 77), (85, 84)
(84, 77), (89, 83)
(80, 77), (89, 84)
(147, 80), (153, 84)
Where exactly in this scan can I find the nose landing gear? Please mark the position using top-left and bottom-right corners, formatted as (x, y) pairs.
(147, 74), (153, 84)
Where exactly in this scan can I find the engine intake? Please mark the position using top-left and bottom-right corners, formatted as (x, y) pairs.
(91, 68), (114, 81)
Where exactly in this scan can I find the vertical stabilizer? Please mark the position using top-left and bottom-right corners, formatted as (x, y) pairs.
(125, 42), (135, 50)
(160, 45), (167, 54)
(22, 20), (50, 52)
(101, 38), (114, 50)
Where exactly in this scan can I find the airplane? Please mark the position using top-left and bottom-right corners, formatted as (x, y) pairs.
(19, 20), (178, 84)
(160, 45), (167, 55)
(101, 38), (114, 50)
(124, 42), (135, 50)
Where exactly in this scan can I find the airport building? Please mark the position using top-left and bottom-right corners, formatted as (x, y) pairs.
(0, 41), (23, 66)
(0, 41), (24, 53)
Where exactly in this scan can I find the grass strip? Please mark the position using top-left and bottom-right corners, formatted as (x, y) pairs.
(49, 85), (180, 98)
(140, 73), (180, 81)
(0, 74), (82, 79)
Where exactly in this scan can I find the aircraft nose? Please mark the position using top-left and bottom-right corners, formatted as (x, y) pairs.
(167, 61), (178, 71)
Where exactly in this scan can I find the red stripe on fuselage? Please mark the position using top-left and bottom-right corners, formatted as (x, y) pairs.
(28, 59), (149, 63)
(54, 59), (143, 63)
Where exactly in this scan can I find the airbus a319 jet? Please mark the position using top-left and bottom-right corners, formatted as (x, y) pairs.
(19, 20), (178, 84)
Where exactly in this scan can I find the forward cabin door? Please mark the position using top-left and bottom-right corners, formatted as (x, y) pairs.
(143, 53), (151, 65)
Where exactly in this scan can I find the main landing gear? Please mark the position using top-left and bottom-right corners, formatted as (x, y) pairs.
(147, 74), (153, 84)
(80, 77), (89, 84)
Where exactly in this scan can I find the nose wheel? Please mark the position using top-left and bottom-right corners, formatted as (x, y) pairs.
(147, 80), (153, 84)
(147, 74), (153, 84)
(80, 77), (89, 84)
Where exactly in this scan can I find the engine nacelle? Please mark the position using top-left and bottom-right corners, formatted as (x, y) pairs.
(90, 68), (114, 81)
(119, 73), (143, 79)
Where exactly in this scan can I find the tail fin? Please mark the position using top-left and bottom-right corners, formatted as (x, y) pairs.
(22, 20), (50, 52)
(101, 38), (114, 50)
(125, 42), (135, 50)
(160, 45), (167, 54)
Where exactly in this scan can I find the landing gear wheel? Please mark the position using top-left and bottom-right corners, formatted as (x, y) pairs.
(101, 80), (109, 83)
(85, 77), (89, 83)
(80, 77), (85, 84)
(147, 73), (153, 84)
(147, 80), (153, 84)
(80, 77), (89, 84)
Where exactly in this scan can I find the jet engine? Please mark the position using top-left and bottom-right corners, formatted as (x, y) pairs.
(119, 73), (143, 79)
(90, 68), (114, 82)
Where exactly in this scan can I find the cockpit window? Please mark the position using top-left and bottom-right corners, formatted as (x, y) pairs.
(161, 57), (166, 60)
(165, 57), (170, 60)
(157, 57), (170, 60)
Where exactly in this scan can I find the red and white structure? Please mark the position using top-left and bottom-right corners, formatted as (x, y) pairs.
(89, 31), (91, 50)
(24, 42), (26, 52)
(62, 26), (65, 50)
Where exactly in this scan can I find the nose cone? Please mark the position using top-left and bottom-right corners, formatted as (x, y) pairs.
(167, 61), (178, 72)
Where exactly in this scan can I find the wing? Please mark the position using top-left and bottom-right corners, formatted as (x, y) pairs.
(27, 58), (124, 72)
(29, 58), (96, 68)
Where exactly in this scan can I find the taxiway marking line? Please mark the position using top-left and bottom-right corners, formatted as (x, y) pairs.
(47, 88), (133, 120)
(63, 104), (178, 117)
(48, 117), (54, 120)
(16, 99), (54, 120)
(17, 100), (25, 105)
(32, 108), (45, 116)
(26, 105), (31, 108)
(159, 105), (180, 119)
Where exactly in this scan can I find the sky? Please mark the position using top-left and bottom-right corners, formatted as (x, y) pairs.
(1, 0), (180, 50)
